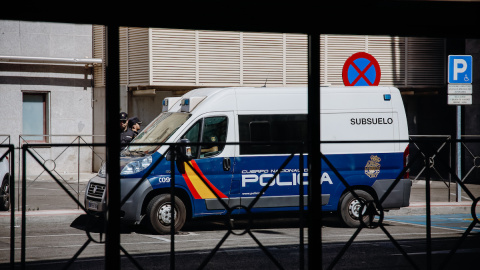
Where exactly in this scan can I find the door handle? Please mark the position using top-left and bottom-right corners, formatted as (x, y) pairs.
(223, 157), (231, 171)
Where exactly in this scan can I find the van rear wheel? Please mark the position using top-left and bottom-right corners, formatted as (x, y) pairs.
(146, 194), (186, 234)
(338, 190), (373, 228)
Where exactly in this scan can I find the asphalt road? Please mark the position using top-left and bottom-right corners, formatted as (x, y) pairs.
(8, 176), (480, 212)
(0, 177), (479, 269)
(0, 212), (479, 269)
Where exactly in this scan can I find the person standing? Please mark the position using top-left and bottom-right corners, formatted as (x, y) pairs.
(120, 116), (142, 151)
(119, 112), (129, 151)
(128, 117), (142, 137)
(120, 112), (128, 134)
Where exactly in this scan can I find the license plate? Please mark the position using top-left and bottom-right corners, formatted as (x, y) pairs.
(88, 201), (98, 210)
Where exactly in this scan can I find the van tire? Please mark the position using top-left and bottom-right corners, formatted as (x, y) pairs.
(0, 175), (10, 211)
(338, 190), (373, 228)
(146, 194), (186, 234)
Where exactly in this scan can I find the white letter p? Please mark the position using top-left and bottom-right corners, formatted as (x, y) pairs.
(453, 59), (467, 80)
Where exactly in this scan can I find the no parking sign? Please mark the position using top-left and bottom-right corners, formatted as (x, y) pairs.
(342, 52), (381, 86)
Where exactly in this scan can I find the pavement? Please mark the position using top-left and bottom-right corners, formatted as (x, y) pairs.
(386, 179), (479, 216)
(0, 177), (479, 223)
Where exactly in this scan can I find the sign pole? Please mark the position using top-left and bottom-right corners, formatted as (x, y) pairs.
(456, 105), (462, 202)
(448, 55), (472, 202)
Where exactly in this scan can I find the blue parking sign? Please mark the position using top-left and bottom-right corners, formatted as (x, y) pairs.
(448, 55), (472, 84)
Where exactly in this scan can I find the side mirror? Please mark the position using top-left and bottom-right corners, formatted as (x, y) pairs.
(178, 138), (193, 161)
(165, 138), (192, 161)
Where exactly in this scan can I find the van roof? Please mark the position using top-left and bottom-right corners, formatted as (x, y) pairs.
(169, 86), (401, 113)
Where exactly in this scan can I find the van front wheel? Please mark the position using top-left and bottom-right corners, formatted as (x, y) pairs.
(338, 190), (374, 228)
(146, 194), (186, 234)
(0, 175), (10, 211)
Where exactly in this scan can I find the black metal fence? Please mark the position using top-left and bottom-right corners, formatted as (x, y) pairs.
(2, 138), (479, 269)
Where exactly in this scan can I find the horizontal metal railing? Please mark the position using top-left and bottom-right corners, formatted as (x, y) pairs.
(16, 134), (105, 211)
(4, 137), (480, 269)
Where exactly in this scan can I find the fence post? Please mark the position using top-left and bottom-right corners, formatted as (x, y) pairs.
(425, 152), (432, 270)
(105, 24), (121, 270)
(170, 146), (176, 270)
(9, 146), (15, 270)
(307, 32), (322, 269)
(456, 107), (462, 202)
(21, 146), (26, 270)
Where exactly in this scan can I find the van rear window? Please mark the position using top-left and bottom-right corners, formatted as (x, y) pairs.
(239, 114), (307, 155)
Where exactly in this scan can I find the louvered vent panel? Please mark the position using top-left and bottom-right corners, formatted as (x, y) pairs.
(285, 34), (308, 85)
(151, 28), (196, 85)
(127, 28), (150, 85)
(93, 25), (105, 87)
(407, 37), (445, 86)
(367, 36), (405, 86)
(198, 30), (241, 85)
(243, 32), (284, 86)
(324, 35), (368, 86)
(320, 35), (326, 84)
(119, 27), (128, 85)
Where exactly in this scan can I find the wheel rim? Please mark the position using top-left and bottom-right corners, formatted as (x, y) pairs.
(348, 198), (365, 220)
(157, 203), (176, 226)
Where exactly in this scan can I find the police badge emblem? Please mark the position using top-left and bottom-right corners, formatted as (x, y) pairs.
(365, 155), (381, 178)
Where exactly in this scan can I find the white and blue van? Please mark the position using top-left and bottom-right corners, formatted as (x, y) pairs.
(85, 86), (411, 234)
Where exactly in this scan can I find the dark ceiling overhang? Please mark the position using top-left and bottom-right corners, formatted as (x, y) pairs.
(2, 1), (480, 38)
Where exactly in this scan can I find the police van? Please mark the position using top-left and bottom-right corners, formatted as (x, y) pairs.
(85, 86), (411, 234)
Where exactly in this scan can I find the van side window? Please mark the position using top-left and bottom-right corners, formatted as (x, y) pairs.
(182, 116), (228, 159)
(250, 121), (270, 141)
(182, 120), (202, 158)
(201, 117), (228, 158)
(239, 114), (307, 155)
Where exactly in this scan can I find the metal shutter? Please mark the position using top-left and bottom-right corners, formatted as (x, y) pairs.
(286, 34), (308, 85)
(322, 35), (368, 86)
(127, 28), (150, 86)
(93, 25), (105, 88)
(406, 37), (445, 86)
(367, 35), (405, 86)
(151, 28), (196, 85)
(198, 30), (241, 86)
(119, 27), (128, 85)
(94, 28), (446, 89)
(243, 32), (284, 86)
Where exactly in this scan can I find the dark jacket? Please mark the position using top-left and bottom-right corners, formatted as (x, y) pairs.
(120, 129), (138, 151)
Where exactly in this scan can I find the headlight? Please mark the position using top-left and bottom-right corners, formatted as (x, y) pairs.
(121, 155), (153, 175)
(98, 163), (106, 178)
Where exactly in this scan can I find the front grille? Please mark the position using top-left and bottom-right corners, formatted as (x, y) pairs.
(86, 182), (105, 202)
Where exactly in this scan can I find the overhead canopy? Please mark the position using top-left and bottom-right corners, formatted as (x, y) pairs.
(2, 1), (480, 38)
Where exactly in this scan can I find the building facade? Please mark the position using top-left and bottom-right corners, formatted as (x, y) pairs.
(93, 27), (450, 147)
(0, 22), (457, 176)
(0, 20), (99, 176)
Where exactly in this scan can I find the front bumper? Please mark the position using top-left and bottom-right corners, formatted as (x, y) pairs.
(85, 175), (153, 222)
(85, 176), (106, 213)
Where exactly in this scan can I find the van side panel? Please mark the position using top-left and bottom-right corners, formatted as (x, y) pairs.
(235, 151), (405, 212)
(233, 86), (409, 213)
(86, 86), (411, 228)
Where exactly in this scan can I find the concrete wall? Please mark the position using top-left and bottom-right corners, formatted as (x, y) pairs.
(0, 20), (95, 176)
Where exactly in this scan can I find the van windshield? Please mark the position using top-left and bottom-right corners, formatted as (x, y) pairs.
(123, 112), (191, 156)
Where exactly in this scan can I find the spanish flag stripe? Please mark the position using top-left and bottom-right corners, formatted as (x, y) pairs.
(184, 164), (216, 199)
(182, 171), (202, 199)
(190, 160), (228, 199)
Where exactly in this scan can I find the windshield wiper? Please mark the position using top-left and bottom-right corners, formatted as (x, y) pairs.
(122, 148), (146, 157)
(129, 150), (146, 156)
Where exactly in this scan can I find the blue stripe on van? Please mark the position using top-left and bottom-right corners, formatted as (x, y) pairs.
(234, 152), (403, 212)
(145, 151), (404, 217)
